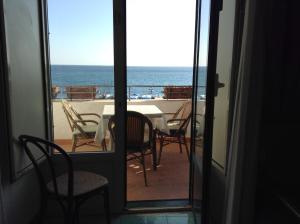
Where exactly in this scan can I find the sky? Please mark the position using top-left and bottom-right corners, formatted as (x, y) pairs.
(48, 0), (210, 66)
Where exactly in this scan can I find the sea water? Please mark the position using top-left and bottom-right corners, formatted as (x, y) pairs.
(51, 65), (207, 98)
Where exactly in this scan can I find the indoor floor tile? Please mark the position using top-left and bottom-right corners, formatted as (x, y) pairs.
(45, 211), (196, 224)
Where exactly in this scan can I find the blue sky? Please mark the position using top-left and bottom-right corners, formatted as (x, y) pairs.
(48, 0), (209, 66)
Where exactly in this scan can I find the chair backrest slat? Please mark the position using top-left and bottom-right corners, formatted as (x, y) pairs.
(173, 101), (192, 127)
(61, 100), (90, 138)
(108, 111), (153, 152)
(173, 100), (192, 133)
(18, 135), (74, 199)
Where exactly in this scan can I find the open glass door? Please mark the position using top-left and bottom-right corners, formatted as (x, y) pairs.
(46, 0), (127, 213)
(190, 0), (211, 222)
(191, 0), (239, 222)
(190, 0), (229, 222)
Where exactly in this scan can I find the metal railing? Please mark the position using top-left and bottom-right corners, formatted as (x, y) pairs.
(51, 85), (206, 100)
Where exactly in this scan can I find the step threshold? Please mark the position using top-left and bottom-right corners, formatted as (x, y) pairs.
(125, 199), (191, 213)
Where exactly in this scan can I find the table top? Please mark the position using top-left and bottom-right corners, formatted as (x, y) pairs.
(102, 105), (164, 119)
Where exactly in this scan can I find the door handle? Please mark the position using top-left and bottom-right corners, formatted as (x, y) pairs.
(214, 73), (225, 97)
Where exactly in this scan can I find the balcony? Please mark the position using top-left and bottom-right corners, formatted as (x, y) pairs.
(52, 85), (205, 201)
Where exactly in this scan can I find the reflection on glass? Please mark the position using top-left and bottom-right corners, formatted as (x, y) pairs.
(193, 0), (210, 212)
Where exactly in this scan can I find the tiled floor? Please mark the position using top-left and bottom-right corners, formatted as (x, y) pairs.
(116, 212), (196, 224)
(127, 142), (190, 201)
(46, 212), (198, 224)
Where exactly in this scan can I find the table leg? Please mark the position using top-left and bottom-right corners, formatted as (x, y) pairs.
(152, 129), (157, 171)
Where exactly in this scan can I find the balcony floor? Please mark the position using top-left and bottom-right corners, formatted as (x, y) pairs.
(55, 140), (190, 201)
(127, 142), (190, 201)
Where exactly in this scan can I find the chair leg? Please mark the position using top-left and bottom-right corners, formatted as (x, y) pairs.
(72, 136), (78, 152)
(141, 152), (148, 186)
(65, 210), (73, 224)
(39, 194), (47, 223)
(103, 186), (111, 224)
(66, 200), (75, 224)
(183, 136), (190, 161)
(158, 136), (164, 165)
(178, 136), (183, 153)
(74, 201), (80, 224)
(101, 138), (107, 152)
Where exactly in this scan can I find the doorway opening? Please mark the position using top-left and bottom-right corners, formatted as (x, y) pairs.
(46, 0), (216, 213)
(125, 0), (206, 205)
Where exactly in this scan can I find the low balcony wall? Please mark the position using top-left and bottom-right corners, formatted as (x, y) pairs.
(52, 99), (206, 140)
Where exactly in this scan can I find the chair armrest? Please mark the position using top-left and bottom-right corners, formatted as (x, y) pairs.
(167, 118), (186, 123)
(74, 120), (99, 125)
(164, 112), (176, 115)
(79, 113), (101, 118)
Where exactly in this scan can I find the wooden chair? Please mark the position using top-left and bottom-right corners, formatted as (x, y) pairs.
(108, 111), (154, 186)
(156, 101), (192, 164)
(18, 135), (110, 224)
(61, 100), (105, 152)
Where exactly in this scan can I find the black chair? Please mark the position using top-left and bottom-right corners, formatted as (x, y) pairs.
(156, 101), (192, 164)
(108, 111), (154, 186)
(18, 135), (110, 224)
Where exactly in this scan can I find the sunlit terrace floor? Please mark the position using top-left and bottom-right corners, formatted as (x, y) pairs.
(55, 140), (191, 201)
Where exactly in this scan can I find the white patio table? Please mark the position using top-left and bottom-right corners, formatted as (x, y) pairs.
(94, 105), (167, 148)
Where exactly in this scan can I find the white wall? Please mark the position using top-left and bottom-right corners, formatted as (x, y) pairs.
(53, 99), (206, 139)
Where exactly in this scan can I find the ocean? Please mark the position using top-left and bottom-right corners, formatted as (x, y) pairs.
(51, 65), (207, 98)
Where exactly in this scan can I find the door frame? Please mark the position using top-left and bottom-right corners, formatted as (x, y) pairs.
(199, 0), (223, 223)
(113, 0), (128, 209)
(189, 0), (223, 219)
(38, 0), (53, 144)
(189, 0), (201, 204)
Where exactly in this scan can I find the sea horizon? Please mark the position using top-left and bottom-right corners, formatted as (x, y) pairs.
(51, 64), (206, 98)
(51, 64), (207, 68)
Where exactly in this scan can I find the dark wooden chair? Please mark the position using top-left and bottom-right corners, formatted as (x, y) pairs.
(18, 135), (110, 224)
(156, 101), (192, 164)
(108, 111), (154, 186)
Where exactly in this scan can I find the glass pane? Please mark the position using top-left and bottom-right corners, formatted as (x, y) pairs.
(48, 0), (115, 153)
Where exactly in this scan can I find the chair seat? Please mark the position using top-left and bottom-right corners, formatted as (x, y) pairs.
(73, 125), (98, 136)
(47, 171), (108, 197)
(158, 127), (185, 137)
